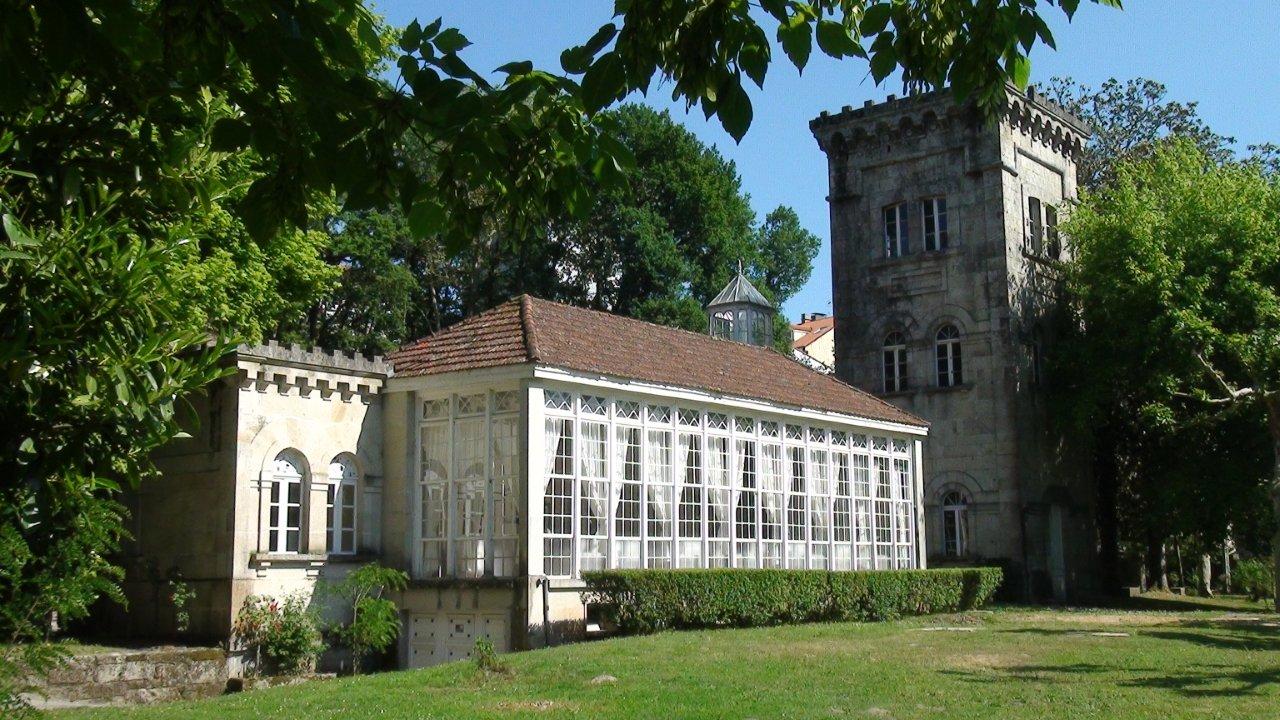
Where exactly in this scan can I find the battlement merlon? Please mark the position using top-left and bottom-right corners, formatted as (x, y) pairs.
(234, 340), (392, 380)
(809, 84), (1091, 160)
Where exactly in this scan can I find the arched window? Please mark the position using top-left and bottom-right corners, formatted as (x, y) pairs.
(327, 455), (358, 555)
(941, 491), (969, 558)
(883, 332), (908, 393)
(936, 325), (962, 387)
(269, 451), (305, 554)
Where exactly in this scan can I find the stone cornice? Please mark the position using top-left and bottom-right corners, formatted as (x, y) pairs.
(810, 84), (1089, 160)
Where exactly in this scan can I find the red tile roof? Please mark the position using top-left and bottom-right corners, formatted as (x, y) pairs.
(389, 296), (925, 428)
(792, 314), (835, 332)
(793, 324), (832, 350)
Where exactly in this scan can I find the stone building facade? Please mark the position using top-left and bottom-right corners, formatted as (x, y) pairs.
(810, 87), (1096, 601)
(110, 290), (929, 670)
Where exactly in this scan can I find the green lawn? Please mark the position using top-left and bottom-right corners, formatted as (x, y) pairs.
(57, 606), (1280, 720)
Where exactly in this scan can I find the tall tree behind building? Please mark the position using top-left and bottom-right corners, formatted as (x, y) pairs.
(291, 105), (820, 355)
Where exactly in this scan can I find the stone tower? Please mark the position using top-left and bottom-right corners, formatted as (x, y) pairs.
(810, 87), (1095, 601)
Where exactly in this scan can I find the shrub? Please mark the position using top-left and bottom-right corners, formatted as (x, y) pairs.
(1235, 559), (1275, 603)
(581, 567), (1003, 634)
(319, 563), (409, 674)
(232, 594), (324, 676)
(471, 636), (509, 674)
(168, 577), (196, 634)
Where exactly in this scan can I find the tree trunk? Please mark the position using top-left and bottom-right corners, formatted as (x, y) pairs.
(1144, 532), (1162, 593)
(1223, 536), (1233, 594)
(1200, 554), (1214, 597)
(1158, 541), (1170, 592)
(1139, 561), (1149, 594)
(1093, 431), (1122, 595)
(1174, 539), (1184, 591)
(1266, 395), (1280, 611)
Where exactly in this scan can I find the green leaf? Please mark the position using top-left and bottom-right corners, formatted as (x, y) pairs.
(434, 28), (470, 54)
(581, 52), (625, 113)
(495, 60), (533, 76)
(777, 18), (812, 73)
(561, 46), (591, 74)
(582, 23), (618, 57)
(759, 0), (788, 22)
(408, 197), (445, 238)
(739, 40), (769, 88)
(717, 77), (753, 142)
(399, 19), (421, 52)
(860, 3), (894, 36)
(1008, 54), (1032, 89)
(816, 20), (860, 59)
(869, 47), (897, 83)
(3, 213), (37, 247)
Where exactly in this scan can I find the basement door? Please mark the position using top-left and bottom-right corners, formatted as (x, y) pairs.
(407, 613), (509, 668)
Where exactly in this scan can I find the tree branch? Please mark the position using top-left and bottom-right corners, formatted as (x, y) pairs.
(1187, 351), (1255, 403)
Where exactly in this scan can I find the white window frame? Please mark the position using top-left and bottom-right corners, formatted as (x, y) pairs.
(942, 491), (969, 558)
(883, 332), (908, 393)
(883, 203), (911, 258)
(922, 196), (948, 252)
(268, 452), (305, 554)
(326, 455), (358, 556)
(935, 325), (962, 388)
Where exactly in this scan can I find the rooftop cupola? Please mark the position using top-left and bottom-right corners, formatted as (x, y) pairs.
(707, 261), (775, 347)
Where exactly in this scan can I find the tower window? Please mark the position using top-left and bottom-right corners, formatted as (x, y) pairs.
(941, 491), (969, 558)
(1027, 196), (1043, 254)
(935, 325), (963, 388)
(883, 204), (911, 258)
(882, 332), (908, 393)
(1045, 204), (1060, 259)
(922, 197), (949, 252)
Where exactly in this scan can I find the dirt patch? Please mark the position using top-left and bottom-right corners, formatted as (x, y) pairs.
(947, 651), (1026, 670)
(1004, 611), (1181, 627)
(494, 700), (569, 712)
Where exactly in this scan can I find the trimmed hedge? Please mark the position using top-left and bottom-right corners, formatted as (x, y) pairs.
(581, 567), (1003, 634)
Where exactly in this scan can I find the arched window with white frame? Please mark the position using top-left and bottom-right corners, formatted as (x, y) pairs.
(269, 450), (306, 554)
(935, 324), (962, 387)
(941, 490), (969, 558)
(883, 332), (908, 393)
(327, 454), (358, 555)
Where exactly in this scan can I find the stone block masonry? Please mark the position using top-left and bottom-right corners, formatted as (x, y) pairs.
(25, 646), (228, 709)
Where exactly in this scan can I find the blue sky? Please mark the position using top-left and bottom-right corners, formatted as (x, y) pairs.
(372, 1), (1280, 321)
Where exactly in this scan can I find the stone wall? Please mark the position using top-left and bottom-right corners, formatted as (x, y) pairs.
(27, 647), (227, 709)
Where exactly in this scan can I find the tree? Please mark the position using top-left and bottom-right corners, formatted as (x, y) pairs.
(1063, 141), (1280, 605)
(291, 105), (820, 353)
(0, 190), (227, 709)
(755, 207), (822, 306)
(1044, 77), (1234, 190)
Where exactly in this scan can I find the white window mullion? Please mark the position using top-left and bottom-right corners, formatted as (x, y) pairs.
(445, 395), (457, 576)
(483, 391), (495, 577)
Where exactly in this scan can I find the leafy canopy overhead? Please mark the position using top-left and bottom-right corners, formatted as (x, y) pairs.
(3, 0), (1119, 248)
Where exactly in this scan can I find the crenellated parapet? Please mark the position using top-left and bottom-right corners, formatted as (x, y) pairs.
(811, 85), (1090, 161)
(233, 340), (390, 402)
